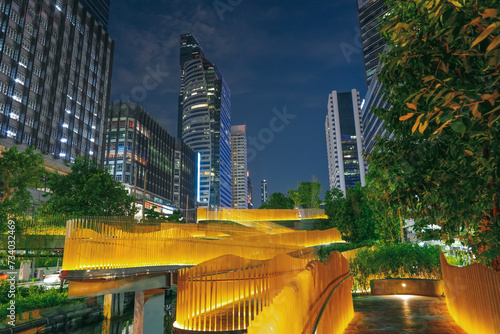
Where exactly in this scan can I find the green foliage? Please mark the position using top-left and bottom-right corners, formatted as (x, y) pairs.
(0, 282), (84, 319)
(259, 178), (322, 209)
(144, 206), (165, 220)
(324, 185), (380, 243)
(296, 180), (321, 209)
(316, 241), (374, 263)
(287, 189), (300, 208)
(259, 192), (294, 209)
(350, 244), (442, 292)
(44, 157), (137, 216)
(144, 207), (184, 223)
(166, 210), (183, 222)
(0, 147), (46, 232)
(370, 0), (500, 268)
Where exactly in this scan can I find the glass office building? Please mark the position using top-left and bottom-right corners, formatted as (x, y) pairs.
(0, 0), (114, 172)
(79, 0), (110, 32)
(105, 101), (196, 217)
(178, 33), (232, 208)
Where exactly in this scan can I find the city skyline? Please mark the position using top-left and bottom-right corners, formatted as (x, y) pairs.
(108, 0), (367, 199)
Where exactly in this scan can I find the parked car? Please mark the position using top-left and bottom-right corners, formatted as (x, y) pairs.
(43, 272), (61, 286)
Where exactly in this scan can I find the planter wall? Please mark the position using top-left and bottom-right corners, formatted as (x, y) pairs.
(371, 279), (443, 297)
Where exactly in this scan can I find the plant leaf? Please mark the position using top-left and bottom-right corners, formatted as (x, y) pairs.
(406, 103), (417, 111)
(412, 114), (423, 133)
(450, 120), (466, 134)
(486, 35), (500, 52)
(400, 113), (415, 121)
(433, 119), (453, 134)
(471, 103), (482, 118)
(471, 22), (500, 48)
(480, 9), (497, 19)
(419, 120), (429, 134)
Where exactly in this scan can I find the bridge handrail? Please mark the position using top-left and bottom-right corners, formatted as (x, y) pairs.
(311, 272), (354, 334)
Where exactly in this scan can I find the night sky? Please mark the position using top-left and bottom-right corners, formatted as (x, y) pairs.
(108, 0), (367, 206)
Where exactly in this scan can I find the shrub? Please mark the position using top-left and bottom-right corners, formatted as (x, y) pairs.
(0, 282), (84, 320)
(316, 241), (375, 263)
(350, 243), (441, 293)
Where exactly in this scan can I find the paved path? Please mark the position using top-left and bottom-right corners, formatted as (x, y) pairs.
(343, 295), (467, 334)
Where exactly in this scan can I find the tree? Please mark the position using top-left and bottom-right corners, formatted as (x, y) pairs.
(258, 192), (294, 209)
(144, 207), (183, 222)
(45, 157), (136, 216)
(287, 189), (300, 209)
(324, 185), (378, 243)
(0, 147), (46, 230)
(167, 210), (183, 222)
(297, 179), (321, 209)
(365, 172), (406, 244)
(369, 0), (500, 268)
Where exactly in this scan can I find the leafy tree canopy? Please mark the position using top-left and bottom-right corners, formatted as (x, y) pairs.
(144, 207), (183, 222)
(259, 192), (294, 209)
(370, 0), (500, 268)
(296, 180), (322, 209)
(0, 147), (46, 230)
(44, 157), (136, 216)
(324, 185), (381, 244)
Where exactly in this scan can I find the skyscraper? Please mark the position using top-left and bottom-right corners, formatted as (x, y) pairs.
(79, 0), (110, 31)
(325, 90), (366, 193)
(247, 171), (253, 209)
(178, 33), (231, 208)
(104, 102), (178, 216)
(357, 0), (388, 87)
(361, 69), (391, 154)
(231, 125), (247, 209)
(0, 0), (114, 173)
(357, 0), (391, 155)
(174, 138), (196, 221)
(178, 33), (204, 139)
(261, 180), (268, 205)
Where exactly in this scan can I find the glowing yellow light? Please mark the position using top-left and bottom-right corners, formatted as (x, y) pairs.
(190, 104), (208, 110)
(397, 295), (413, 301)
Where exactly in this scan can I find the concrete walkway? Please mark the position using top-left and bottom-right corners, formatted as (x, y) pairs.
(343, 295), (467, 334)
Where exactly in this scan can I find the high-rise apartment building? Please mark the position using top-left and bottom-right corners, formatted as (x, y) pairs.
(231, 125), (247, 209)
(357, 0), (388, 87)
(0, 0), (114, 173)
(325, 90), (366, 193)
(261, 180), (268, 205)
(104, 102), (194, 217)
(178, 33), (231, 208)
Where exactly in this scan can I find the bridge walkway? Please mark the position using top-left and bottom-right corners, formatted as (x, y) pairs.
(343, 295), (467, 334)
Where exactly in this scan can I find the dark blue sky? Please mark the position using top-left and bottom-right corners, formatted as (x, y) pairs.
(108, 0), (367, 205)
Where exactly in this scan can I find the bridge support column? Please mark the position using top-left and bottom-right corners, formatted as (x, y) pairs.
(133, 289), (165, 334)
(103, 292), (124, 319)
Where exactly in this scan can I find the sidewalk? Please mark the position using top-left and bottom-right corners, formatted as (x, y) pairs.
(343, 295), (467, 334)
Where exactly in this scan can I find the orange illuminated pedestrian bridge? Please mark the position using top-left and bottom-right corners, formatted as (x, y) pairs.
(61, 217), (353, 333)
(197, 207), (328, 222)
